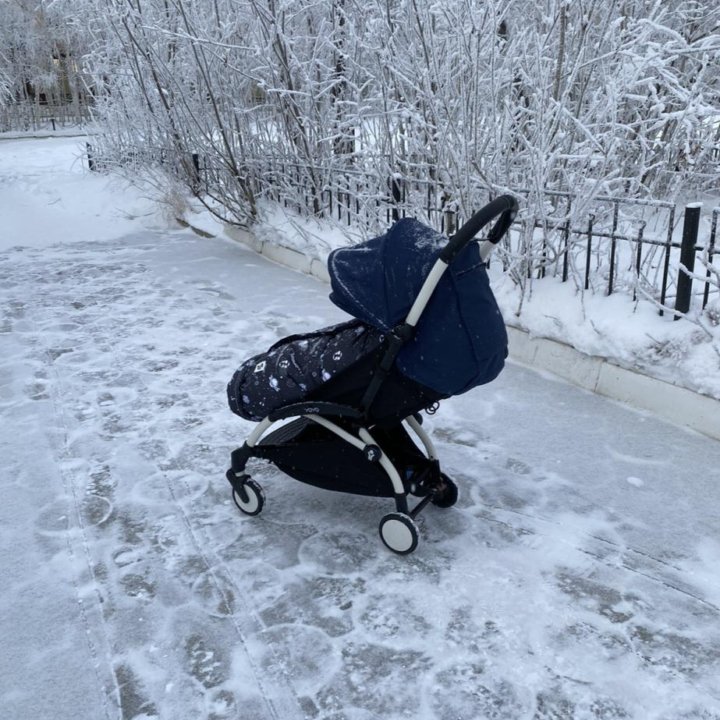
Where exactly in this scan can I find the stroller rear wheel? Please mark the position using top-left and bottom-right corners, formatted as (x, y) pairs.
(431, 473), (458, 508)
(379, 512), (419, 554)
(232, 479), (265, 516)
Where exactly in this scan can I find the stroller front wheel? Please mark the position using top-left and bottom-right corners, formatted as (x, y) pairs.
(379, 512), (419, 554)
(232, 479), (265, 516)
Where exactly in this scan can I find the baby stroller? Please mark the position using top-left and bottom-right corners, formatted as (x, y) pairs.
(226, 195), (518, 554)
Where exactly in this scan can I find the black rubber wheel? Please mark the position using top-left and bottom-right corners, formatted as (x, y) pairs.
(431, 473), (459, 508)
(232, 479), (265, 516)
(379, 512), (419, 554)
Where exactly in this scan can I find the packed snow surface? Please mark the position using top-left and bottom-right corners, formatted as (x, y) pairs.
(2, 137), (720, 719)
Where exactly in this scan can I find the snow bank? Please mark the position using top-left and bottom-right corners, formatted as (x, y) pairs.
(491, 272), (720, 401)
(0, 136), (172, 251)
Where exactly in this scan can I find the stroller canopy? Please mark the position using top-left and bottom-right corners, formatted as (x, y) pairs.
(328, 218), (508, 396)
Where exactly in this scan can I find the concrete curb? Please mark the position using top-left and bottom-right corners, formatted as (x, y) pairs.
(506, 327), (720, 441)
(224, 224), (331, 283)
(0, 132), (91, 141)
(223, 223), (720, 442)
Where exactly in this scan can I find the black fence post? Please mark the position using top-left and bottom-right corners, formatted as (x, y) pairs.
(86, 142), (95, 171)
(659, 206), (676, 316)
(584, 214), (594, 290)
(607, 203), (618, 295)
(561, 222), (570, 282)
(191, 153), (201, 192)
(632, 222), (646, 302)
(703, 210), (717, 309)
(440, 190), (456, 235)
(390, 177), (402, 222)
(675, 203), (702, 318)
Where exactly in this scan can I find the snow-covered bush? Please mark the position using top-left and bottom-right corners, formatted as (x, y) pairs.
(81, 0), (720, 204)
(0, 0), (93, 128)
(70, 0), (719, 313)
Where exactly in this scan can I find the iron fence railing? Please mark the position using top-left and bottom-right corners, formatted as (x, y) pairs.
(233, 155), (717, 314)
(86, 143), (719, 316)
(0, 101), (92, 132)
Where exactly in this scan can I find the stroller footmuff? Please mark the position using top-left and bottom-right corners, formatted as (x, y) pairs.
(227, 319), (384, 422)
(225, 196), (518, 554)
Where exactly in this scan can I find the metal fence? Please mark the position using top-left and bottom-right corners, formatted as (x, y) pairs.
(86, 143), (719, 315)
(0, 101), (92, 133)
(232, 155), (717, 314)
(508, 191), (717, 315)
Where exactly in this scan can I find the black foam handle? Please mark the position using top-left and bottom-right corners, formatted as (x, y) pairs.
(439, 195), (518, 263)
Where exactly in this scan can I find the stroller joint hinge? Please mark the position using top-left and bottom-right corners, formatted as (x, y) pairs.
(383, 324), (413, 359)
(225, 468), (250, 494)
(231, 444), (252, 473)
(363, 444), (382, 463)
(392, 322), (414, 341)
(394, 494), (410, 515)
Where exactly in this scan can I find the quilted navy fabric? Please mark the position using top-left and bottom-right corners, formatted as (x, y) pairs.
(227, 320), (383, 421)
(328, 218), (507, 395)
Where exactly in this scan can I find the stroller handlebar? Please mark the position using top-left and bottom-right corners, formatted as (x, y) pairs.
(403, 195), (518, 328)
(440, 195), (518, 264)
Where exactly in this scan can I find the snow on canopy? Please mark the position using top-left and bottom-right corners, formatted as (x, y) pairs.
(328, 218), (508, 396)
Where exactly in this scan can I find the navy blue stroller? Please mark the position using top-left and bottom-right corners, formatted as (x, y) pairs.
(226, 196), (518, 553)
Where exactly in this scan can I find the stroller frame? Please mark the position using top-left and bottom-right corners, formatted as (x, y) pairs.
(226, 196), (518, 554)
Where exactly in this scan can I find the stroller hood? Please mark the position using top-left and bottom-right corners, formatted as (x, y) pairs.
(328, 218), (507, 396)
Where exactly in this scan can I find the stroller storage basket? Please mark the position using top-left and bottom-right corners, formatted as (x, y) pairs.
(254, 418), (436, 498)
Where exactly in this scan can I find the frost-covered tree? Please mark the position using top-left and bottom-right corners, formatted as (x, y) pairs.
(0, 0), (94, 128)
(81, 0), (719, 244)
(0, 0), (91, 129)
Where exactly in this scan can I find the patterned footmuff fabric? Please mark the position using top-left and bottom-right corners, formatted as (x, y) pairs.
(227, 320), (383, 421)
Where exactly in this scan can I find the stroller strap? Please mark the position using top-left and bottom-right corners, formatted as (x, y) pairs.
(361, 322), (414, 414)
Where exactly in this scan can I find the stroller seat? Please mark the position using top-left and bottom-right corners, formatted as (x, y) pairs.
(225, 196), (518, 554)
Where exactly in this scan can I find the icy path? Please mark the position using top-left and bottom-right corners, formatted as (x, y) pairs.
(1, 229), (720, 720)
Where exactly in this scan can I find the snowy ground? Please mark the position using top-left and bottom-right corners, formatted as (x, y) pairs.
(2, 138), (720, 720)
